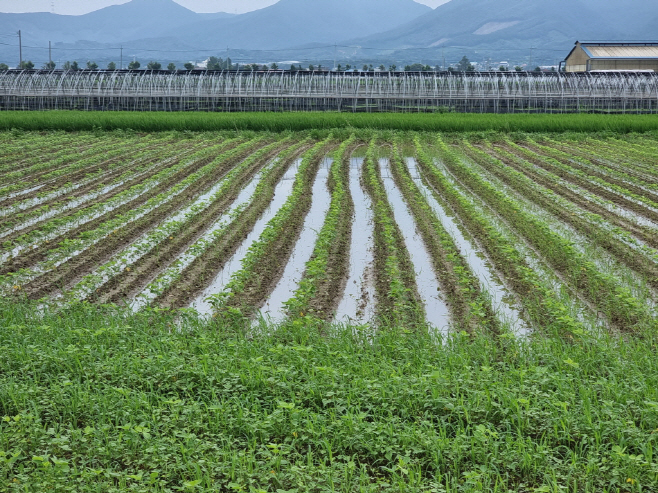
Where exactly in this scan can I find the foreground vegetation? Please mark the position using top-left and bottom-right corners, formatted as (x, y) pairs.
(2, 125), (658, 490)
(2, 302), (658, 493)
(2, 111), (658, 133)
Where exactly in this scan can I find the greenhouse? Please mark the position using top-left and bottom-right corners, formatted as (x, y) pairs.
(0, 69), (657, 113)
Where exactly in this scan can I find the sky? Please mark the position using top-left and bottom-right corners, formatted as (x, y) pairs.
(0, 0), (449, 15)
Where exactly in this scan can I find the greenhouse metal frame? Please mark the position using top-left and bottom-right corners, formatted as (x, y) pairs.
(0, 69), (657, 113)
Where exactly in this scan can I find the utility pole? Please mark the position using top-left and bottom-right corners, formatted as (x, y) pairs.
(120, 46), (123, 69)
(18, 30), (22, 68)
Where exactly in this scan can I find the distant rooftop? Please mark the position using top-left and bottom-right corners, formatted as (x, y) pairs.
(578, 42), (658, 59)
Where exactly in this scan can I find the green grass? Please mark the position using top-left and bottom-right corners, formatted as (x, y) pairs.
(3, 111), (658, 133)
(2, 301), (658, 492)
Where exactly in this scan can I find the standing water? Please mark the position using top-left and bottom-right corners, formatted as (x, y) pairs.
(258, 158), (333, 322)
(380, 158), (451, 334)
(335, 157), (376, 324)
(190, 158), (303, 316)
(406, 158), (528, 334)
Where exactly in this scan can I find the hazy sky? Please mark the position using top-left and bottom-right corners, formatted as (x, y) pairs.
(0, 0), (450, 15)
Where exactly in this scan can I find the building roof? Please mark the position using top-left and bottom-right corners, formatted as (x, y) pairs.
(568, 42), (658, 61)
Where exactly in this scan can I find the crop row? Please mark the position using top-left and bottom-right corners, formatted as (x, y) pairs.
(2, 131), (656, 336)
(436, 137), (655, 332)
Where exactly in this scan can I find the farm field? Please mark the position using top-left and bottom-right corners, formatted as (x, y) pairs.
(2, 126), (658, 491)
(2, 130), (658, 335)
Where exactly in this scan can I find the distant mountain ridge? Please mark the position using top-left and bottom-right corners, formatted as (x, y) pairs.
(345, 0), (658, 63)
(0, 0), (654, 67)
(0, 0), (431, 65)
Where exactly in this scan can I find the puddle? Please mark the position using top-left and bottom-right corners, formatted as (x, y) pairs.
(335, 157), (376, 325)
(406, 158), (528, 335)
(379, 158), (451, 335)
(130, 163), (276, 309)
(434, 156), (612, 334)
(190, 158), (303, 316)
(1, 151), (186, 218)
(258, 157), (333, 322)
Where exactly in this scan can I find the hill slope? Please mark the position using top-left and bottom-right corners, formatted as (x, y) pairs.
(345, 0), (656, 63)
(0, 0), (431, 65)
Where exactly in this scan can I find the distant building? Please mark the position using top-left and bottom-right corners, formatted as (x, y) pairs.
(564, 41), (658, 72)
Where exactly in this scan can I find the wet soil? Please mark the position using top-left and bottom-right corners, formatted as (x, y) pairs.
(476, 145), (658, 283)
(335, 156), (376, 325)
(17, 141), (267, 300)
(94, 142), (291, 305)
(189, 154), (307, 315)
(158, 143), (321, 311)
(0, 141), (244, 276)
(259, 159), (333, 322)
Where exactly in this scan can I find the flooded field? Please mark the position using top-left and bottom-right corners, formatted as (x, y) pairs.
(2, 131), (658, 335)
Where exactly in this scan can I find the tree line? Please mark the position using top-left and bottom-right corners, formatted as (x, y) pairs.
(0, 55), (552, 73)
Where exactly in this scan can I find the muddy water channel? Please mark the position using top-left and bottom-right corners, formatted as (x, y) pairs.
(380, 158), (451, 334)
(405, 158), (528, 334)
(335, 156), (376, 325)
(190, 158), (303, 316)
(258, 158), (333, 322)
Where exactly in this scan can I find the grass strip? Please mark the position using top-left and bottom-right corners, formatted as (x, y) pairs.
(361, 139), (424, 329)
(3, 111), (658, 133)
(439, 138), (655, 333)
(5, 302), (658, 490)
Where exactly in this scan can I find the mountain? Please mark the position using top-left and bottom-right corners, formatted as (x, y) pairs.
(344, 0), (658, 64)
(0, 0), (431, 66)
(0, 0), (213, 45)
(172, 0), (432, 50)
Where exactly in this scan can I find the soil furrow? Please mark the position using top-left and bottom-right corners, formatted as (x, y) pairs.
(0, 138), (141, 188)
(0, 141), (236, 255)
(539, 139), (658, 187)
(502, 143), (658, 226)
(0, 144), (198, 237)
(1, 140), (246, 278)
(94, 141), (292, 305)
(525, 142), (658, 204)
(20, 140), (270, 300)
(362, 144), (423, 328)
(296, 145), (356, 321)
(444, 144), (653, 332)
(157, 143), (322, 311)
(0, 137), (181, 210)
(391, 145), (498, 334)
(469, 144), (658, 290)
(572, 140), (658, 180)
(0, 139), (99, 174)
(481, 144), (658, 250)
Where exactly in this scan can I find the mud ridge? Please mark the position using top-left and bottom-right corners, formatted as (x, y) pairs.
(156, 143), (318, 310)
(12, 140), (265, 299)
(94, 142), (293, 304)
